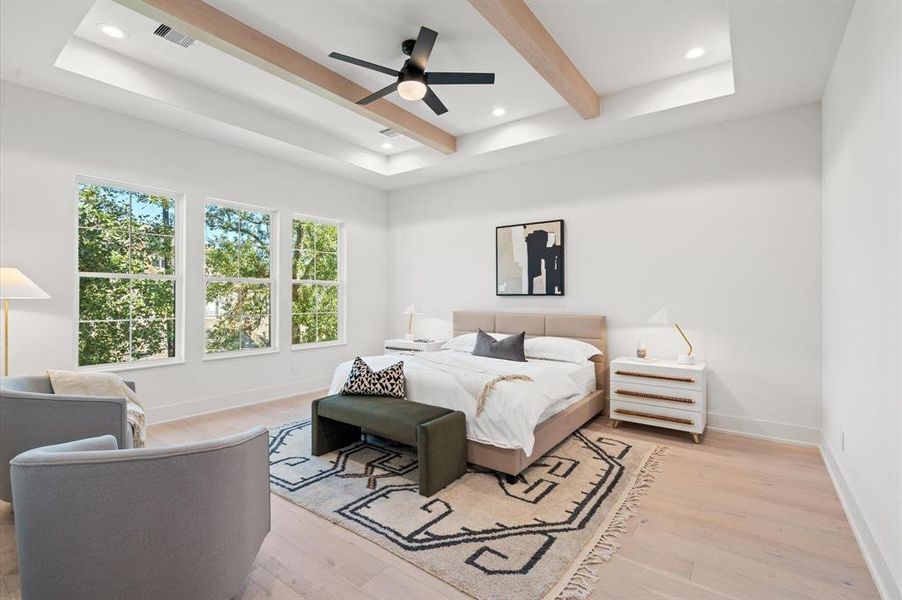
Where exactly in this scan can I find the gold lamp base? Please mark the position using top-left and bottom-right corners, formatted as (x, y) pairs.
(673, 322), (694, 364)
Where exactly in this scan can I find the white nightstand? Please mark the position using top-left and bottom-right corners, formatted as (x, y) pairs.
(384, 339), (445, 356)
(609, 357), (708, 443)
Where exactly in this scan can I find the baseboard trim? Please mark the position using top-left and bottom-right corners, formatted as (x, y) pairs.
(819, 436), (901, 600)
(706, 412), (820, 445)
(147, 376), (332, 425)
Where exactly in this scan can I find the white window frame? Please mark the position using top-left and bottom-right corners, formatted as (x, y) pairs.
(202, 198), (279, 360)
(75, 175), (186, 372)
(291, 213), (346, 351)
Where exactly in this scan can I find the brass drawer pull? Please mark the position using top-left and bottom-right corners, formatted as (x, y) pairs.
(615, 389), (695, 404)
(615, 370), (694, 383)
(614, 408), (694, 426)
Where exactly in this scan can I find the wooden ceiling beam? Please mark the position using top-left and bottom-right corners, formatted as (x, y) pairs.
(468, 0), (600, 119)
(115, 0), (457, 154)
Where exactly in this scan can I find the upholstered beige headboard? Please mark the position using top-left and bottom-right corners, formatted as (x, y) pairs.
(452, 311), (608, 394)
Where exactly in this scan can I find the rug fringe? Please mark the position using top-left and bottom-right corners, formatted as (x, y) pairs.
(555, 444), (670, 600)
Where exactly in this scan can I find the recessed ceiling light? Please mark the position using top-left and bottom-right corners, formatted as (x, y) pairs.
(684, 47), (705, 59)
(99, 24), (127, 39)
(381, 142), (393, 150)
(491, 107), (507, 117)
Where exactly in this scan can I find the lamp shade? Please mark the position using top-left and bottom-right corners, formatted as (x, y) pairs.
(402, 304), (419, 315)
(0, 268), (50, 300)
(647, 307), (674, 325)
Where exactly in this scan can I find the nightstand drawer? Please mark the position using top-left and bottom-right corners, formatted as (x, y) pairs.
(610, 399), (705, 434)
(611, 382), (705, 413)
(611, 363), (706, 391)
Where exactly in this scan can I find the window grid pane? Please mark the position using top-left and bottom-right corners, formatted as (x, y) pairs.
(77, 276), (177, 365)
(291, 220), (338, 283)
(292, 217), (341, 347)
(77, 182), (178, 367)
(204, 203), (273, 355)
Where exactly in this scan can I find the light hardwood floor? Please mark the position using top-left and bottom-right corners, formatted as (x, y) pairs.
(0, 392), (880, 600)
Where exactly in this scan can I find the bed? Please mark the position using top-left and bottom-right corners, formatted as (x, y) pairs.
(452, 311), (607, 477)
(328, 311), (607, 477)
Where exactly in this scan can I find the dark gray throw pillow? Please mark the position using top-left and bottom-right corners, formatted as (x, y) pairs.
(472, 329), (527, 362)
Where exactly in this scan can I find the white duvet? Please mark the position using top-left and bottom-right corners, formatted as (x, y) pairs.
(328, 351), (586, 455)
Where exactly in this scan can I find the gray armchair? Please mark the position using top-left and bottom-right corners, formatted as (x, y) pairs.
(10, 427), (271, 600)
(0, 374), (136, 503)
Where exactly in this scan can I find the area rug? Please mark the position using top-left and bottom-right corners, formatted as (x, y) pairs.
(268, 419), (667, 600)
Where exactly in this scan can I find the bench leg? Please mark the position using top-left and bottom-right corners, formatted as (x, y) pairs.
(416, 411), (467, 497)
(311, 399), (362, 456)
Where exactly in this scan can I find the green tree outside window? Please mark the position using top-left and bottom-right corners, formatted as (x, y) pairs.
(204, 203), (273, 353)
(77, 183), (177, 366)
(291, 219), (341, 345)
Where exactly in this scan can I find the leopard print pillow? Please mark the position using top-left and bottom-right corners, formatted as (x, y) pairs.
(340, 357), (406, 398)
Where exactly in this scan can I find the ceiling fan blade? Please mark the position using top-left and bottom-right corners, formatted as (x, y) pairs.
(357, 82), (399, 105)
(329, 52), (399, 77)
(422, 87), (448, 115)
(410, 26), (438, 71)
(427, 72), (495, 85)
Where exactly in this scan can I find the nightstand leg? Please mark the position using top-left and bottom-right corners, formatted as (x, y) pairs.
(611, 420), (620, 429)
(691, 433), (700, 444)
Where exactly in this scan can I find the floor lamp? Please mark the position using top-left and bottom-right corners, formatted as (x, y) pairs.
(0, 268), (50, 376)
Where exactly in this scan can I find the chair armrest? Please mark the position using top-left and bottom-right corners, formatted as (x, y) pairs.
(12, 435), (120, 464)
(13, 427), (268, 466)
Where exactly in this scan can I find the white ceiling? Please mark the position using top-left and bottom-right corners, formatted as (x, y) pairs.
(206, 0), (568, 136)
(73, 1), (418, 153)
(527, 0), (733, 95)
(0, 0), (852, 190)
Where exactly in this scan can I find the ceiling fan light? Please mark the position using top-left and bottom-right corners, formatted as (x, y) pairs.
(398, 80), (427, 101)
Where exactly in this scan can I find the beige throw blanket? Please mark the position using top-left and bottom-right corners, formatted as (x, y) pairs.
(475, 374), (533, 416)
(47, 370), (146, 448)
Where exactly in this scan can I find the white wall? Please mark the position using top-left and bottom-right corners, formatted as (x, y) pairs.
(389, 105), (822, 443)
(0, 82), (389, 422)
(821, 0), (902, 597)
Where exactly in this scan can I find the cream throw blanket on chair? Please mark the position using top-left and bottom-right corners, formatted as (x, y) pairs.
(47, 370), (146, 448)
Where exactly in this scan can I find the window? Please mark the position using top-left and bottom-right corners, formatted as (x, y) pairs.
(77, 181), (179, 367)
(291, 217), (342, 346)
(204, 202), (274, 355)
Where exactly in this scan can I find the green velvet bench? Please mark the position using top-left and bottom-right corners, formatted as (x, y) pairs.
(311, 394), (467, 497)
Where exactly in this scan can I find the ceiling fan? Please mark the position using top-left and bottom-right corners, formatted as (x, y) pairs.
(329, 26), (495, 116)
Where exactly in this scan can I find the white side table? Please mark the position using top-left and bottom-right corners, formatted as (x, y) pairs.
(384, 339), (445, 356)
(609, 357), (708, 443)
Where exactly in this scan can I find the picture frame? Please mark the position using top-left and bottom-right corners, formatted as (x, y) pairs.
(495, 219), (565, 296)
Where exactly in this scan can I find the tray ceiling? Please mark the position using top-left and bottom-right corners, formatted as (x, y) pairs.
(0, 0), (852, 189)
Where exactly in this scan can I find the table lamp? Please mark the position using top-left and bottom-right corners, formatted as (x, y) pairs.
(403, 304), (420, 340)
(0, 268), (50, 376)
(647, 307), (694, 365)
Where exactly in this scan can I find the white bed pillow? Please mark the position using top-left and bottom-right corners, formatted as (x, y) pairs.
(524, 336), (602, 363)
(441, 331), (510, 353)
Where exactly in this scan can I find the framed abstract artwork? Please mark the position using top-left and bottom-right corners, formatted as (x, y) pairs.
(496, 219), (564, 296)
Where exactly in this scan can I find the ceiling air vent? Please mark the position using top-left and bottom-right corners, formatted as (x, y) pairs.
(153, 24), (196, 48)
(379, 128), (400, 138)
